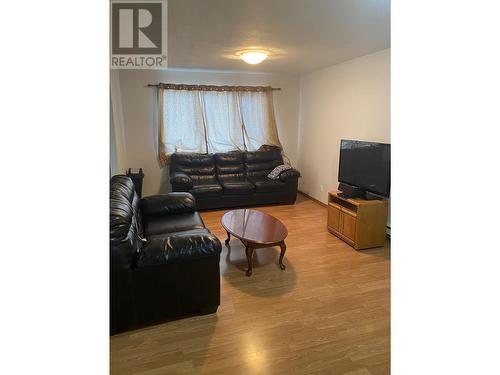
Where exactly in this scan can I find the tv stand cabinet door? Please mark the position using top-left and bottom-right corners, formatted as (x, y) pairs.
(327, 203), (341, 232)
(340, 211), (357, 242)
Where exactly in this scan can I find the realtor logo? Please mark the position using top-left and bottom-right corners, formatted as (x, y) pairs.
(111, 0), (167, 69)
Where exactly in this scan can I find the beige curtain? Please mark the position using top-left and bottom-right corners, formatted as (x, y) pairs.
(157, 88), (282, 164)
(238, 90), (282, 151)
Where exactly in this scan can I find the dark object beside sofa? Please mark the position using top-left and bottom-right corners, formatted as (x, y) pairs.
(169, 147), (301, 210)
(110, 175), (222, 334)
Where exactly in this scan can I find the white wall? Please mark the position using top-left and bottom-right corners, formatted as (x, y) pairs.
(110, 71), (127, 176)
(117, 69), (300, 196)
(297, 49), (390, 209)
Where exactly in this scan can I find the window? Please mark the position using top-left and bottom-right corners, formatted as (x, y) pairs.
(157, 85), (282, 164)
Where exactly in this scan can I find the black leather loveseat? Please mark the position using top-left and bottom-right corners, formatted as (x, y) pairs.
(110, 175), (222, 334)
(169, 147), (300, 210)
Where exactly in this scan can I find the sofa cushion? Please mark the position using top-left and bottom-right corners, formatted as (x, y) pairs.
(187, 167), (217, 183)
(248, 176), (286, 193)
(214, 151), (244, 165)
(216, 163), (245, 178)
(190, 179), (223, 198)
(140, 192), (195, 217)
(221, 179), (255, 195)
(215, 151), (246, 181)
(137, 231), (221, 266)
(170, 153), (216, 182)
(244, 149), (283, 178)
(170, 153), (214, 169)
(245, 160), (281, 177)
(144, 212), (205, 237)
(244, 149), (282, 163)
(149, 228), (210, 237)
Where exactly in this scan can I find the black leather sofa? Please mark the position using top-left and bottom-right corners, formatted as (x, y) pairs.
(169, 147), (300, 210)
(110, 175), (222, 334)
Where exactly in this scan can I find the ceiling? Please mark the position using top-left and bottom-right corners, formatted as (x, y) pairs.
(168, 0), (390, 74)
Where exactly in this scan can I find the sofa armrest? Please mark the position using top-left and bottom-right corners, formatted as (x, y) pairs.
(136, 233), (222, 266)
(140, 192), (196, 217)
(170, 172), (193, 190)
(278, 168), (301, 182)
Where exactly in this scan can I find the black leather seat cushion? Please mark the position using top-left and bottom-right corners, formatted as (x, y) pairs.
(144, 212), (205, 237)
(137, 230), (221, 266)
(221, 179), (255, 195)
(248, 176), (286, 193)
(189, 180), (223, 198)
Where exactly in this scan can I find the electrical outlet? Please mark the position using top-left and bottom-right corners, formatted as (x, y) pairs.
(320, 185), (324, 192)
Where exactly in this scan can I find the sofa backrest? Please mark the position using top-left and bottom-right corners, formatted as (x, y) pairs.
(214, 152), (245, 181)
(110, 175), (143, 266)
(169, 153), (215, 183)
(244, 149), (283, 178)
(169, 148), (284, 181)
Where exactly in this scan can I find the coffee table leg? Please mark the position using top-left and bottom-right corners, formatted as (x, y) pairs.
(245, 245), (254, 277)
(279, 241), (287, 270)
(225, 231), (231, 245)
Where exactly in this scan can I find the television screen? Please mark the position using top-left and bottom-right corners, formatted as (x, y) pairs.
(339, 140), (391, 197)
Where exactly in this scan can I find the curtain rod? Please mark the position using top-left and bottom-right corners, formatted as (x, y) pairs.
(147, 83), (281, 92)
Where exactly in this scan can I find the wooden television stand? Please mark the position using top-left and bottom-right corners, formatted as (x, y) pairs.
(327, 191), (388, 250)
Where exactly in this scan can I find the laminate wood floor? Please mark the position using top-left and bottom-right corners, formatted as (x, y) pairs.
(110, 194), (390, 374)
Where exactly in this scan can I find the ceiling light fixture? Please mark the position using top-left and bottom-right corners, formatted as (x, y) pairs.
(239, 50), (269, 65)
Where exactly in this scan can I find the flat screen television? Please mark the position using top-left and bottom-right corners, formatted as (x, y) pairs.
(338, 140), (391, 198)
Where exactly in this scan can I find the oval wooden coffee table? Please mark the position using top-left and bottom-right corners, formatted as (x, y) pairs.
(221, 209), (288, 277)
